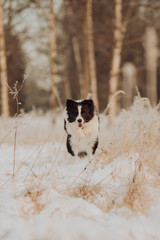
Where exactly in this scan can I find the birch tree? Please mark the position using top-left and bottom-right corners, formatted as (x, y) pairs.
(0, 0), (9, 118)
(33, 0), (62, 110)
(86, 0), (99, 110)
(108, 0), (133, 118)
(145, 27), (158, 106)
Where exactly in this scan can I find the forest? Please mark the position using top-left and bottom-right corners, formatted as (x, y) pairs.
(0, 0), (160, 117)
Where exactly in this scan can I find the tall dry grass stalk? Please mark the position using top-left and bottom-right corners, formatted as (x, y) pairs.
(6, 77), (27, 178)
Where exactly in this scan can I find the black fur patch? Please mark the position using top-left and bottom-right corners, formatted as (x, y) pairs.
(66, 100), (78, 123)
(92, 138), (98, 154)
(64, 119), (66, 131)
(66, 135), (75, 156)
(81, 100), (94, 122)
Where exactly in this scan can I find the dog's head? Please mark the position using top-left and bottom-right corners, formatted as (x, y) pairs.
(66, 99), (95, 128)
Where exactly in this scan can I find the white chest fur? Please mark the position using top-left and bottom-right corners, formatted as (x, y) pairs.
(66, 115), (99, 155)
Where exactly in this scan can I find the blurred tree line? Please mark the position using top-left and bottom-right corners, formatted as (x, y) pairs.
(0, 0), (160, 118)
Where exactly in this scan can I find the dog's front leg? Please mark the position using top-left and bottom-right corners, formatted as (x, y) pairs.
(87, 138), (98, 158)
(66, 135), (75, 156)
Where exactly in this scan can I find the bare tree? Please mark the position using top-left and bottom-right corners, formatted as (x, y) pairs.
(0, 0), (9, 118)
(86, 0), (99, 110)
(62, 55), (72, 100)
(82, 0), (90, 97)
(145, 27), (158, 106)
(33, 0), (62, 110)
(108, 0), (133, 118)
(65, 0), (85, 99)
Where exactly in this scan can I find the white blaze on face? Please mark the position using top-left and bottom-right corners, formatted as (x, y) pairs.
(76, 105), (84, 127)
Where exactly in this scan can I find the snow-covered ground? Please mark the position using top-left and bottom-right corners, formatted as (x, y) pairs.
(0, 97), (160, 240)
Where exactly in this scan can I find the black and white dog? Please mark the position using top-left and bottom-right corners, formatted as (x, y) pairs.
(64, 99), (99, 158)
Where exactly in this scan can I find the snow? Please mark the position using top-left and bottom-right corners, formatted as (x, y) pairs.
(0, 97), (160, 240)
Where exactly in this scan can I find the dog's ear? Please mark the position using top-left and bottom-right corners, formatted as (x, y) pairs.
(66, 99), (75, 107)
(83, 99), (94, 107)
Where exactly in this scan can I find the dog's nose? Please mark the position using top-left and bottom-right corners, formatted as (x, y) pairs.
(77, 119), (82, 123)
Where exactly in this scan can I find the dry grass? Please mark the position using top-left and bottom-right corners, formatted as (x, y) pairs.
(69, 184), (100, 201)
(1, 96), (160, 217)
(67, 156), (158, 213)
(122, 158), (148, 212)
(66, 97), (160, 213)
(22, 188), (44, 215)
(101, 97), (160, 170)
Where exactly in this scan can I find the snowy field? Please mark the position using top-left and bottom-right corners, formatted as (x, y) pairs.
(0, 96), (160, 240)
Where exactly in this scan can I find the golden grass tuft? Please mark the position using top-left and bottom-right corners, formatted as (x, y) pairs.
(69, 184), (100, 202)
(122, 159), (150, 212)
(23, 189), (44, 215)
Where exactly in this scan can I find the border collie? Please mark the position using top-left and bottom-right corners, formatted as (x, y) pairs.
(64, 99), (99, 158)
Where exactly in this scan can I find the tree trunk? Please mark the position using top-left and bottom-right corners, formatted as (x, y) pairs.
(0, 0), (9, 118)
(86, 0), (99, 110)
(65, 0), (85, 99)
(33, 0), (62, 110)
(82, 0), (90, 97)
(108, 0), (123, 117)
(145, 27), (158, 106)
(122, 62), (137, 109)
(62, 55), (72, 100)
(108, 0), (133, 118)
(49, 0), (62, 110)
